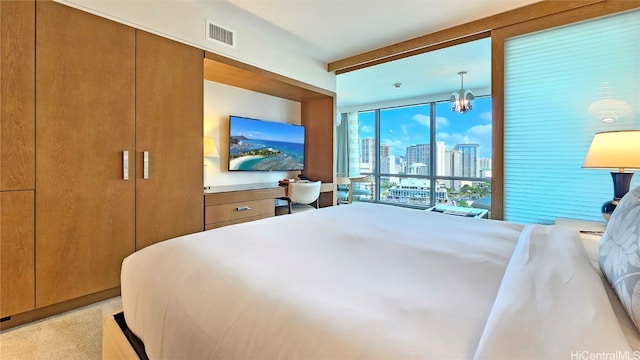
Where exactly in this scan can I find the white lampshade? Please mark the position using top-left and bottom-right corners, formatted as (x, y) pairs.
(203, 137), (219, 158)
(582, 130), (640, 172)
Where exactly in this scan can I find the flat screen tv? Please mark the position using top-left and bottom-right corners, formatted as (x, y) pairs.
(228, 115), (306, 171)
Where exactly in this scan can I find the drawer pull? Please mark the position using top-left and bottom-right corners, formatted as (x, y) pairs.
(236, 206), (252, 211)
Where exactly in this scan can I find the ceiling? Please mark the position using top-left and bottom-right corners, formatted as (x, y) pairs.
(220, 0), (542, 109)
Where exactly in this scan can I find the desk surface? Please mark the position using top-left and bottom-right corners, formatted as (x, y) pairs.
(205, 182), (334, 194)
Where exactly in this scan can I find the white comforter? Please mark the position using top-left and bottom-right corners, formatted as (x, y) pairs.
(121, 202), (631, 359)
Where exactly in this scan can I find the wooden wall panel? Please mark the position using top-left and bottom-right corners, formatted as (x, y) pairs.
(35, 1), (135, 307)
(302, 97), (335, 184)
(0, 1), (35, 191)
(0, 190), (34, 317)
(135, 30), (204, 250)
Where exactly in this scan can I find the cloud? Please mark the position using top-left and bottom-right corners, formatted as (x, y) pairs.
(467, 124), (492, 138)
(412, 114), (430, 127)
(480, 111), (492, 123)
(436, 117), (449, 127)
(361, 125), (374, 133)
(439, 124), (492, 157)
(410, 114), (449, 128)
(382, 138), (407, 155)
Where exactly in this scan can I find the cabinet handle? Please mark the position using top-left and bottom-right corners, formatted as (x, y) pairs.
(236, 206), (252, 211)
(123, 151), (129, 180)
(143, 151), (149, 180)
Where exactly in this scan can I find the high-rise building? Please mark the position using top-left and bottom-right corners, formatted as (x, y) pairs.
(454, 143), (480, 178)
(445, 149), (462, 190)
(360, 137), (375, 171)
(405, 144), (429, 166)
(406, 162), (428, 175)
(404, 142), (446, 175)
(435, 141), (446, 176)
(479, 157), (492, 178)
(380, 144), (390, 158)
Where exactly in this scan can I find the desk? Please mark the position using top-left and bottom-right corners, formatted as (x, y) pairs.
(204, 182), (334, 229)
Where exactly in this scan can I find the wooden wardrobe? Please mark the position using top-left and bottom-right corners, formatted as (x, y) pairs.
(1, 0), (203, 323)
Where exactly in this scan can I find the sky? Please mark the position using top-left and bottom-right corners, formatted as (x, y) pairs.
(358, 97), (492, 159)
(230, 115), (305, 144)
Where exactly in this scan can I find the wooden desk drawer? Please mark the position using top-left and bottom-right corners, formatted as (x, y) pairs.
(205, 198), (274, 227)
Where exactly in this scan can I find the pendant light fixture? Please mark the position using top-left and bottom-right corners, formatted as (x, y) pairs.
(450, 71), (474, 114)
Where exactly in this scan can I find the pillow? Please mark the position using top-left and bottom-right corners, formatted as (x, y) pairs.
(599, 185), (640, 331)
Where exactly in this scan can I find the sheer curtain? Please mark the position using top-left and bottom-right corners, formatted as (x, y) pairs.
(336, 113), (349, 177)
(336, 112), (361, 177)
(503, 9), (640, 224)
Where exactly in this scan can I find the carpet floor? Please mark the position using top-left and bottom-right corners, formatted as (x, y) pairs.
(0, 297), (122, 360)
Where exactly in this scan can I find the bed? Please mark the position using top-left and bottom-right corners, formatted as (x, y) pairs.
(104, 189), (640, 359)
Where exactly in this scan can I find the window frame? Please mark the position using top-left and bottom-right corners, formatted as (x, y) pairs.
(354, 96), (492, 209)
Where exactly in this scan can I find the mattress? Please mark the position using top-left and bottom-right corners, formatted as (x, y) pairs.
(121, 202), (632, 359)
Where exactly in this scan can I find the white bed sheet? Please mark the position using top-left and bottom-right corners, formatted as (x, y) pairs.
(121, 202), (632, 359)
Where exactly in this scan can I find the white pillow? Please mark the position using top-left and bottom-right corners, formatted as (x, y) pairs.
(599, 186), (640, 331)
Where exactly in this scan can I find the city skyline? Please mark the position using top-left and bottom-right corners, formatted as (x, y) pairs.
(358, 97), (492, 159)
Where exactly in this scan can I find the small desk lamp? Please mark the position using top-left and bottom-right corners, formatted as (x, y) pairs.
(582, 130), (640, 220)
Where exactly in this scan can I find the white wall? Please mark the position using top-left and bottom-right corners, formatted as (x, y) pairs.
(53, 0), (335, 92)
(204, 81), (302, 187)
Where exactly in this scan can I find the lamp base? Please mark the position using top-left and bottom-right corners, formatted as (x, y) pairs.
(601, 172), (633, 221)
(601, 199), (621, 221)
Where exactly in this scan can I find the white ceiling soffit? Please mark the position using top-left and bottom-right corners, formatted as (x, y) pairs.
(222, 0), (541, 63)
(197, 0), (542, 109)
(337, 37), (491, 111)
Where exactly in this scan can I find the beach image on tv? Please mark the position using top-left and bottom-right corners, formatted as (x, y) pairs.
(229, 117), (305, 171)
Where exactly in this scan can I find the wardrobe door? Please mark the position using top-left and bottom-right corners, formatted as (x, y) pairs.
(0, 191), (35, 317)
(35, 1), (135, 307)
(135, 31), (204, 250)
(0, 0), (35, 317)
(1, 0), (35, 191)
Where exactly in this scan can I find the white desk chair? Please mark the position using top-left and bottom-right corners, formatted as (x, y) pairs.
(283, 181), (322, 214)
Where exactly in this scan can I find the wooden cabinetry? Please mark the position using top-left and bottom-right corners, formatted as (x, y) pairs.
(205, 187), (285, 229)
(0, 0), (35, 318)
(1, 1), (35, 191)
(0, 191), (35, 317)
(35, 1), (137, 307)
(32, 2), (203, 308)
(135, 31), (204, 250)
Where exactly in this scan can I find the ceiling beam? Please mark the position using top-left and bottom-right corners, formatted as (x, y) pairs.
(328, 0), (603, 74)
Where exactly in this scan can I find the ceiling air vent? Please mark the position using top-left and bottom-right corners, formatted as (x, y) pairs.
(207, 20), (235, 48)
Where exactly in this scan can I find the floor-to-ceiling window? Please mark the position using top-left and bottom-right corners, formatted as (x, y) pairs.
(346, 96), (492, 210)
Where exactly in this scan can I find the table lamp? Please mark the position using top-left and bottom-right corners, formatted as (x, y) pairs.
(582, 130), (640, 220)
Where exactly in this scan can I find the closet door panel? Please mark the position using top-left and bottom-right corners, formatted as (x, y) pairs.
(35, 1), (135, 307)
(1, 0), (35, 191)
(135, 31), (203, 250)
(0, 191), (35, 317)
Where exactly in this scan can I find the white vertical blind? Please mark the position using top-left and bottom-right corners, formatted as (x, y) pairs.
(504, 9), (640, 224)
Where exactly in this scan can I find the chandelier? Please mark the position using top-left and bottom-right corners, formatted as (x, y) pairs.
(450, 71), (474, 114)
